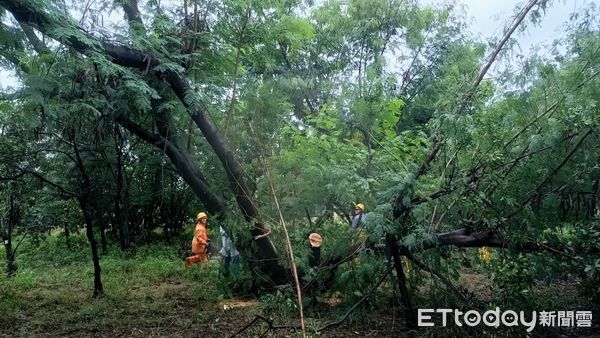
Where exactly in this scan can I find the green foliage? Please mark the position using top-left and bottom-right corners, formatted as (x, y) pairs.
(486, 253), (536, 307)
(259, 285), (298, 319)
(334, 250), (386, 301)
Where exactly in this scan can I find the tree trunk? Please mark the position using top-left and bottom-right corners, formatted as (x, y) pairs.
(358, 128), (372, 177)
(69, 124), (104, 297)
(154, 105), (289, 283)
(114, 125), (130, 250)
(6, 247), (16, 276)
(115, 193), (129, 250)
(80, 196), (104, 297)
(588, 180), (599, 219)
(386, 234), (416, 329)
(3, 193), (20, 276)
(64, 221), (71, 249)
(97, 204), (108, 254)
(2, 218), (16, 277)
(118, 111), (289, 283)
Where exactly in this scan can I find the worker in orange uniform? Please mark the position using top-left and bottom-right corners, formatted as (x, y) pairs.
(185, 212), (210, 266)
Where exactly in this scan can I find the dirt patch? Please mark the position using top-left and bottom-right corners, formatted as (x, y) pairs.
(218, 299), (258, 311)
(459, 270), (493, 301)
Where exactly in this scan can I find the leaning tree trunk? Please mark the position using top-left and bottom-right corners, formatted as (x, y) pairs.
(119, 108), (290, 284)
(2, 0), (289, 284)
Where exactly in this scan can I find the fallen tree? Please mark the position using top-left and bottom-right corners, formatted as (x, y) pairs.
(0, 0), (289, 284)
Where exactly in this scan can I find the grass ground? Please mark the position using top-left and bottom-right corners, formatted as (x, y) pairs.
(0, 235), (409, 337)
(1, 234), (598, 337)
(0, 237), (253, 336)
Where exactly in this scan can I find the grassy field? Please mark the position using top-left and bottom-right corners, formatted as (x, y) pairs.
(1, 234), (254, 336)
(0, 234), (406, 337)
(1, 233), (598, 337)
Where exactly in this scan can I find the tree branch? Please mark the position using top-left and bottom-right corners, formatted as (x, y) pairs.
(472, 0), (540, 90)
(507, 128), (593, 219)
(0, 159), (79, 198)
(115, 114), (226, 213)
(402, 250), (468, 302)
(119, 0), (145, 36)
(393, 0), (543, 220)
(410, 226), (599, 256)
(18, 22), (52, 55)
(317, 270), (390, 332)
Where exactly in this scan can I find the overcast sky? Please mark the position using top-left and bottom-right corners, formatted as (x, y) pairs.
(456, 0), (595, 51)
(0, 0), (597, 91)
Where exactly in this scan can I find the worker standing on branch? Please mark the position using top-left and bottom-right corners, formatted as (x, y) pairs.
(185, 212), (210, 266)
(351, 203), (369, 252)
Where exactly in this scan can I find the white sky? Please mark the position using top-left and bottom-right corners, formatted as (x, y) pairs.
(0, 0), (596, 91)
(457, 0), (595, 52)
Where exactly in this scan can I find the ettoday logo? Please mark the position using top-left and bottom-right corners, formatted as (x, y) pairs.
(417, 308), (593, 332)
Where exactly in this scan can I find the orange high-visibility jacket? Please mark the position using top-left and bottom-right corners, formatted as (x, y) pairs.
(191, 222), (208, 254)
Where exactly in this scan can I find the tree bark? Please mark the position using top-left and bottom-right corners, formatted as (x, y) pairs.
(96, 202), (108, 254)
(2, 194), (18, 276)
(79, 195), (104, 297)
(116, 115), (226, 214)
(386, 234), (416, 329)
(120, 0), (145, 36)
(5, 193), (19, 276)
(114, 124), (130, 250)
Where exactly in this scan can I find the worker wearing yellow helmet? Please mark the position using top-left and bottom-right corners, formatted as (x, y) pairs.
(351, 203), (366, 229)
(185, 212), (210, 266)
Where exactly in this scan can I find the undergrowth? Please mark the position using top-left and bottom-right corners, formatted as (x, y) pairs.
(0, 233), (244, 335)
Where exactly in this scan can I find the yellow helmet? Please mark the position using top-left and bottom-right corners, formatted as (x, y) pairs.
(355, 203), (364, 211)
(196, 212), (208, 220)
